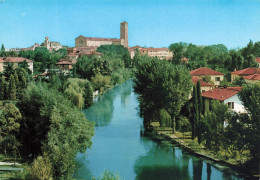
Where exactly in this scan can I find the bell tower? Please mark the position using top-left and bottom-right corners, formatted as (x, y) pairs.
(120, 21), (128, 48)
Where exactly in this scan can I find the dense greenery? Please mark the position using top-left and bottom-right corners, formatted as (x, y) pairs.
(134, 56), (192, 132)
(18, 47), (67, 74)
(17, 83), (94, 178)
(169, 41), (260, 73)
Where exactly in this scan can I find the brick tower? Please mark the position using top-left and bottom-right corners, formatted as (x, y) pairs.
(120, 21), (128, 48)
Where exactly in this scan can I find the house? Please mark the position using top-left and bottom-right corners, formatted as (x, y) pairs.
(256, 57), (260, 67)
(190, 67), (224, 86)
(243, 74), (260, 84)
(56, 60), (73, 75)
(189, 76), (213, 99)
(75, 21), (128, 48)
(128, 46), (173, 60)
(0, 57), (34, 73)
(202, 87), (246, 114)
(192, 76), (213, 92)
(66, 47), (103, 63)
(231, 68), (260, 82)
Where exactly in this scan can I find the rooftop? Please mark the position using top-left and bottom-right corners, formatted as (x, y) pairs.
(202, 87), (242, 101)
(0, 57), (33, 63)
(243, 74), (260, 80)
(256, 57), (260, 63)
(81, 36), (121, 42)
(190, 67), (224, 76)
(231, 68), (260, 75)
(192, 76), (213, 87)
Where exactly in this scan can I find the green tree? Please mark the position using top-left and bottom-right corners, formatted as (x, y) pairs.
(160, 65), (192, 133)
(0, 76), (6, 100)
(238, 83), (260, 160)
(4, 63), (14, 80)
(8, 74), (16, 100)
(0, 104), (22, 158)
(1, 44), (5, 52)
(192, 85), (199, 140)
(30, 153), (53, 180)
(18, 83), (94, 179)
(243, 54), (258, 68)
(169, 42), (187, 64)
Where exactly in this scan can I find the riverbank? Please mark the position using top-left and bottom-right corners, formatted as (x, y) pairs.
(145, 122), (259, 179)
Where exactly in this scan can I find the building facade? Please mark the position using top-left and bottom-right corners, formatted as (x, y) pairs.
(0, 57), (33, 73)
(231, 68), (260, 82)
(75, 21), (128, 48)
(128, 46), (173, 60)
(190, 67), (224, 86)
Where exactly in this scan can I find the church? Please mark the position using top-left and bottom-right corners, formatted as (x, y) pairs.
(75, 21), (128, 48)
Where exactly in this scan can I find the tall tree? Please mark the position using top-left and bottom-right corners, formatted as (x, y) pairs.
(162, 65), (192, 133)
(0, 76), (6, 100)
(196, 80), (203, 144)
(192, 85), (199, 139)
(169, 42), (187, 64)
(1, 44), (5, 52)
(8, 75), (16, 100)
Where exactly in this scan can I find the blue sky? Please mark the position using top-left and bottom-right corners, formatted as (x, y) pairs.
(0, 0), (259, 49)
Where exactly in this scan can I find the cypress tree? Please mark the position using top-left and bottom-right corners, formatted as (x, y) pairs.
(21, 74), (27, 89)
(8, 75), (16, 100)
(197, 80), (203, 114)
(0, 76), (6, 100)
(14, 72), (19, 90)
(192, 85), (199, 140)
(1, 44), (5, 52)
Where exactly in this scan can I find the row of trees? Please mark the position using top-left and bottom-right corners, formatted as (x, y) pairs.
(169, 41), (259, 79)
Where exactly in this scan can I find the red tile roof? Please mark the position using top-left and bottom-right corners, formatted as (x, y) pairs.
(190, 67), (224, 76)
(243, 74), (260, 80)
(202, 87), (242, 101)
(128, 45), (142, 51)
(82, 36), (121, 42)
(256, 57), (260, 63)
(231, 68), (260, 75)
(56, 61), (73, 65)
(0, 57), (33, 63)
(192, 76), (213, 87)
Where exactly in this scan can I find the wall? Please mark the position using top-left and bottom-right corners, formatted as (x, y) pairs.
(224, 94), (247, 113)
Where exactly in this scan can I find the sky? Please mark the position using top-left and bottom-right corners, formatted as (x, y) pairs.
(0, 0), (260, 49)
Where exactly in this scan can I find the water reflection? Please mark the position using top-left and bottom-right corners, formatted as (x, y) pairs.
(75, 80), (246, 180)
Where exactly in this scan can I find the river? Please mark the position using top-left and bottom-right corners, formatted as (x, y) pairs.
(74, 80), (244, 180)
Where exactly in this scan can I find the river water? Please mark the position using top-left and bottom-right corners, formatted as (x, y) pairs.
(74, 80), (244, 180)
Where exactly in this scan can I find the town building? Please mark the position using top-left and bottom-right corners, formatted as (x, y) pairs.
(243, 74), (260, 84)
(202, 87), (246, 114)
(75, 21), (128, 48)
(190, 67), (224, 86)
(192, 76), (213, 92)
(42, 37), (62, 51)
(128, 46), (173, 60)
(188, 76), (213, 99)
(0, 57), (33, 73)
(56, 60), (73, 75)
(231, 68), (260, 82)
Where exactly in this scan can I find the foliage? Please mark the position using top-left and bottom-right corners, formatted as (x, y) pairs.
(238, 83), (260, 159)
(1, 44), (5, 52)
(97, 44), (128, 58)
(92, 170), (121, 180)
(231, 77), (246, 87)
(8, 74), (17, 100)
(0, 104), (22, 157)
(30, 153), (53, 180)
(64, 78), (93, 109)
(17, 83), (94, 178)
(91, 74), (111, 92)
(111, 68), (133, 85)
(201, 100), (231, 152)
(134, 57), (192, 132)
(169, 42), (187, 64)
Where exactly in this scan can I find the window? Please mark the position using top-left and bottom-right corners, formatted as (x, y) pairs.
(215, 77), (221, 81)
(227, 102), (234, 109)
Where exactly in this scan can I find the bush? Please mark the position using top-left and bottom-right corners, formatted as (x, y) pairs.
(30, 154), (53, 180)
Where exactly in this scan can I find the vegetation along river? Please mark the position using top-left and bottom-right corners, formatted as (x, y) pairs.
(74, 80), (244, 180)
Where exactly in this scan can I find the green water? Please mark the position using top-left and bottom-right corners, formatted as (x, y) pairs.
(74, 80), (244, 180)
